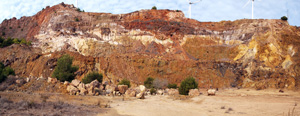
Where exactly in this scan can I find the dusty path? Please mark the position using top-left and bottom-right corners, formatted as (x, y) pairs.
(110, 89), (300, 116)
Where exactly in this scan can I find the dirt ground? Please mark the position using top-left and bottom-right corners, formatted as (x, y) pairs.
(0, 88), (300, 116)
(110, 88), (300, 116)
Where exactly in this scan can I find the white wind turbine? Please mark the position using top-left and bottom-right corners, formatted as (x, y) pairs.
(75, 0), (78, 8)
(186, 0), (201, 19)
(243, 0), (260, 19)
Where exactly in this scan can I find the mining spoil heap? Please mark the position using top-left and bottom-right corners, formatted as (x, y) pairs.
(1, 3), (300, 89)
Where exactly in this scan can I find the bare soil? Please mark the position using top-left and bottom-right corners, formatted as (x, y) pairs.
(110, 88), (300, 116)
(0, 88), (299, 116)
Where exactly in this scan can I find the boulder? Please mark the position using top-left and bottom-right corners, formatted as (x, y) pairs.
(67, 85), (79, 95)
(90, 80), (100, 88)
(78, 83), (88, 95)
(118, 85), (128, 94)
(26, 77), (30, 83)
(207, 89), (216, 96)
(157, 89), (164, 95)
(136, 85), (146, 99)
(87, 86), (95, 95)
(71, 79), (81, 87)
(47, 77), (57, 83)
(125, 88), (136, 97)
(78, 83), (86, 90)
(188, 89), (200, 97)
(64, 81), (69, 85)
(166, 89), (179, 96)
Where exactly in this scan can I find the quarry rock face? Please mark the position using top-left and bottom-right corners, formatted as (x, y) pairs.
(0, 3), (300, 90)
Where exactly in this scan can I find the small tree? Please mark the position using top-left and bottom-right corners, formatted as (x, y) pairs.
(144, 77), (154, 88)
(150, 88), (156, 95)
(118, 78), (131, 88)
(52, 54), (78, 82)
(281, 16), (288, 21)
(82, 72), (103, 84)
(179, 77), (198, 95)
(0, 62), (15, 83)
(152, 6), (157, 10)
(167, 83), (178, 89)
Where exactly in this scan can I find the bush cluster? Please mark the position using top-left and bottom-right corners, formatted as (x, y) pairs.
(118, 78), (131, 88)
(167, 83), (178, 89)
(179, 77), (198, 95)
(144, 77), (154, 89)
(150, 88), (156, 95)
(281, 16), (288, 21)
(82, 72), (103, 84)
(0, 37), (31, 48)
(52, 54), (78, 82)
(151, 6), (157, 10)
(0, 62), (15, 83)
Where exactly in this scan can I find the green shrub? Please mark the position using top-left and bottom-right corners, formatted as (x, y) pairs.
(118, 78), (131, 88)
(1, 32), (5, 36)
(52, 54), (78, 82)
(20, 38), (27, 44)
(2, 67), (15, 76)
(13, 38), (20, 44)
(150, 88), (156, 95)
(1, 38), (13, 48)
(0, 62), (15, 83)
(167, 83), (178, 89)
(152, 6), (157, 10)
(75, 17), (79, 22)
(179, 77), (198, 95)
(281, 16), (288, 21)
(144, 77), (154, 88)
(82, 72), (103, 84)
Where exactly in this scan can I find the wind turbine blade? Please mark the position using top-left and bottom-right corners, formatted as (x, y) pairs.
(191, 0), (201, 4)
(243, 0), (251, 8)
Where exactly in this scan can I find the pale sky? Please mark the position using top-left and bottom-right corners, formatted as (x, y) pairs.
(0, 0), (299, 26)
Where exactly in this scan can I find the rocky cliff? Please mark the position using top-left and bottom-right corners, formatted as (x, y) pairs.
(1, 3), (299, 89)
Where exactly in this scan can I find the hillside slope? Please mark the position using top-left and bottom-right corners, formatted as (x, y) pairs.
(0, 3), (299, 89)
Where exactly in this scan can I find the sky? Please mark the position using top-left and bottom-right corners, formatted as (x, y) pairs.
(0, 0), (299, 26)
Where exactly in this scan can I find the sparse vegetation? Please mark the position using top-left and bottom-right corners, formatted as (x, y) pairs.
(82, 72), (103, 84)
(179, 77), (198, 95)
(167, 83), (178, 89)
(52, 54), (78, 82)
(0, 37), (32, 48)
(0, 62), (15, 83)
(153, 78), (168, 89)
(150, 88), (156, 95)
(2, 32), (5, 36)
(281, 16), (288, 21)
(75, 17), (79, 22)
(76, 8), (84, 12)
(176, 10), (180, 12)
(118, 78), (131, 88)
(152, 6), (157, 10)
(144, 77), (154, 89)
(9, 27), (12, 29)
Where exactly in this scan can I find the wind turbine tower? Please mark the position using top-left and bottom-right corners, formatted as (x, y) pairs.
(243, 0), (258, 19)
(186, 0), (201, 19)
(75, 0), (78, 8)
